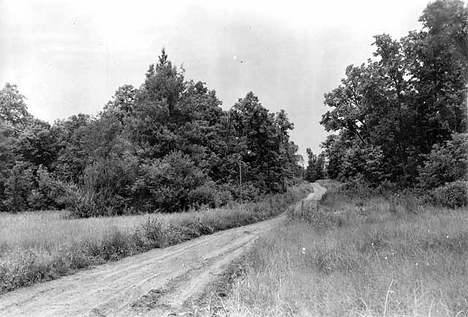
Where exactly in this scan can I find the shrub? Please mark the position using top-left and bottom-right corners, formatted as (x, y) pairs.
(187, 181), (222, 209)
(58, 182), (101, 218)
(140, 217), (165, 248)
(376, 180), (398, 197)
(418, 133), (468, 189)
(431, 181), (468, 208)
(340, 178), (375, 199)
(35, 166), (64, 209)
(132, 151), (210, 213)
(100, 229), (131, 261)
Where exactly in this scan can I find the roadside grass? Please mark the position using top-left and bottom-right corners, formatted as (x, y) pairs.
(0, 184), (311, 295)
(222, 185), (468, 317)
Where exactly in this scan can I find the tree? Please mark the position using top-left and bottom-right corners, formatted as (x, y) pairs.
(52, 114), (93, 183)
(305, 148), (318, 182)
(319, 0), (467, 186)
(420, 0), (468, 66)
(139, 48), (186, 119)
(128, 49), (186, 160)
(305, 149), (325, 182)
(320, 134), (344, 180)
(0, 121), (16, 169)
(230, 92), (287, 192)
(275, 110), (299, 190)
(103, 84), (137, 124)
(0, 83), (32, 129)
(0, 121), (16, 210)
(14, 119), (59, 168)
(174, 80), (226, 177)
(0, 50), (302, 214)
(3, 161), (35, 211)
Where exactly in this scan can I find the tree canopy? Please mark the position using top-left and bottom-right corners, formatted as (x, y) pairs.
(0, 51), (302, 215)
(320, 0), (467, 187)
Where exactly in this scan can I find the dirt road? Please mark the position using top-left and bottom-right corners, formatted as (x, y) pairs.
(0, 183), (326, 317)
(304, 182), (327, 201)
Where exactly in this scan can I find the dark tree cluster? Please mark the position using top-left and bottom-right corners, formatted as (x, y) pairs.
(304, 148), (325, 182)
(0, 50), (302, 215)
(320, 0), (467, 190)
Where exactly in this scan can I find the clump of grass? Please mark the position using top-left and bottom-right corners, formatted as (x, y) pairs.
(0, 184), (310, 295)
(222, 187), (468, 317)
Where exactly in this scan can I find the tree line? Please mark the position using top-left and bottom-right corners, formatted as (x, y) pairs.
(0, 50), (302, 215)
(308, 0), (467, 200)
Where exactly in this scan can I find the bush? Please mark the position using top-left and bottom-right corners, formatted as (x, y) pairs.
(58, 182), (102, 218)
(431, 181), (468, 208)
(418, 133), (468, 189)
(132, 151), (210, 212)
(340, 178), (375, 199)
(140, 217), (164, 248)
(187, 181), (222, 209)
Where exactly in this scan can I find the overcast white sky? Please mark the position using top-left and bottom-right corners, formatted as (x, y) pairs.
(0, 0), (432, 157)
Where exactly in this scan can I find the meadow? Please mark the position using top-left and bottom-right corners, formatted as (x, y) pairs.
(222, 183), (468, 317)
(0, 184), (310, 295)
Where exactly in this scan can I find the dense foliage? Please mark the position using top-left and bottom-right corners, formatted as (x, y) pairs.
(320, 0), (467, 192)
(0, 50), (302, 215)
(304, 148), (325, 182)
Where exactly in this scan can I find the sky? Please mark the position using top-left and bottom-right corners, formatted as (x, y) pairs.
(0, 0), (433, 158)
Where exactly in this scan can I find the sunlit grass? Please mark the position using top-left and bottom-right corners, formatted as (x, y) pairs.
(223, 188), (468, 317)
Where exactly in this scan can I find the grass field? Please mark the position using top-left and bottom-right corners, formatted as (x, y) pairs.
(222, 184), (468, 317)
(0, 184), (310, 295)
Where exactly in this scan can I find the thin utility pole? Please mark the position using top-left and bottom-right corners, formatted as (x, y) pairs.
(239, 160), (242, 206)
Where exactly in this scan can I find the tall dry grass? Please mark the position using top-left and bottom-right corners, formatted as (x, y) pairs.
(222, 187), (468, 317)
(0, 184), (311, 295)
